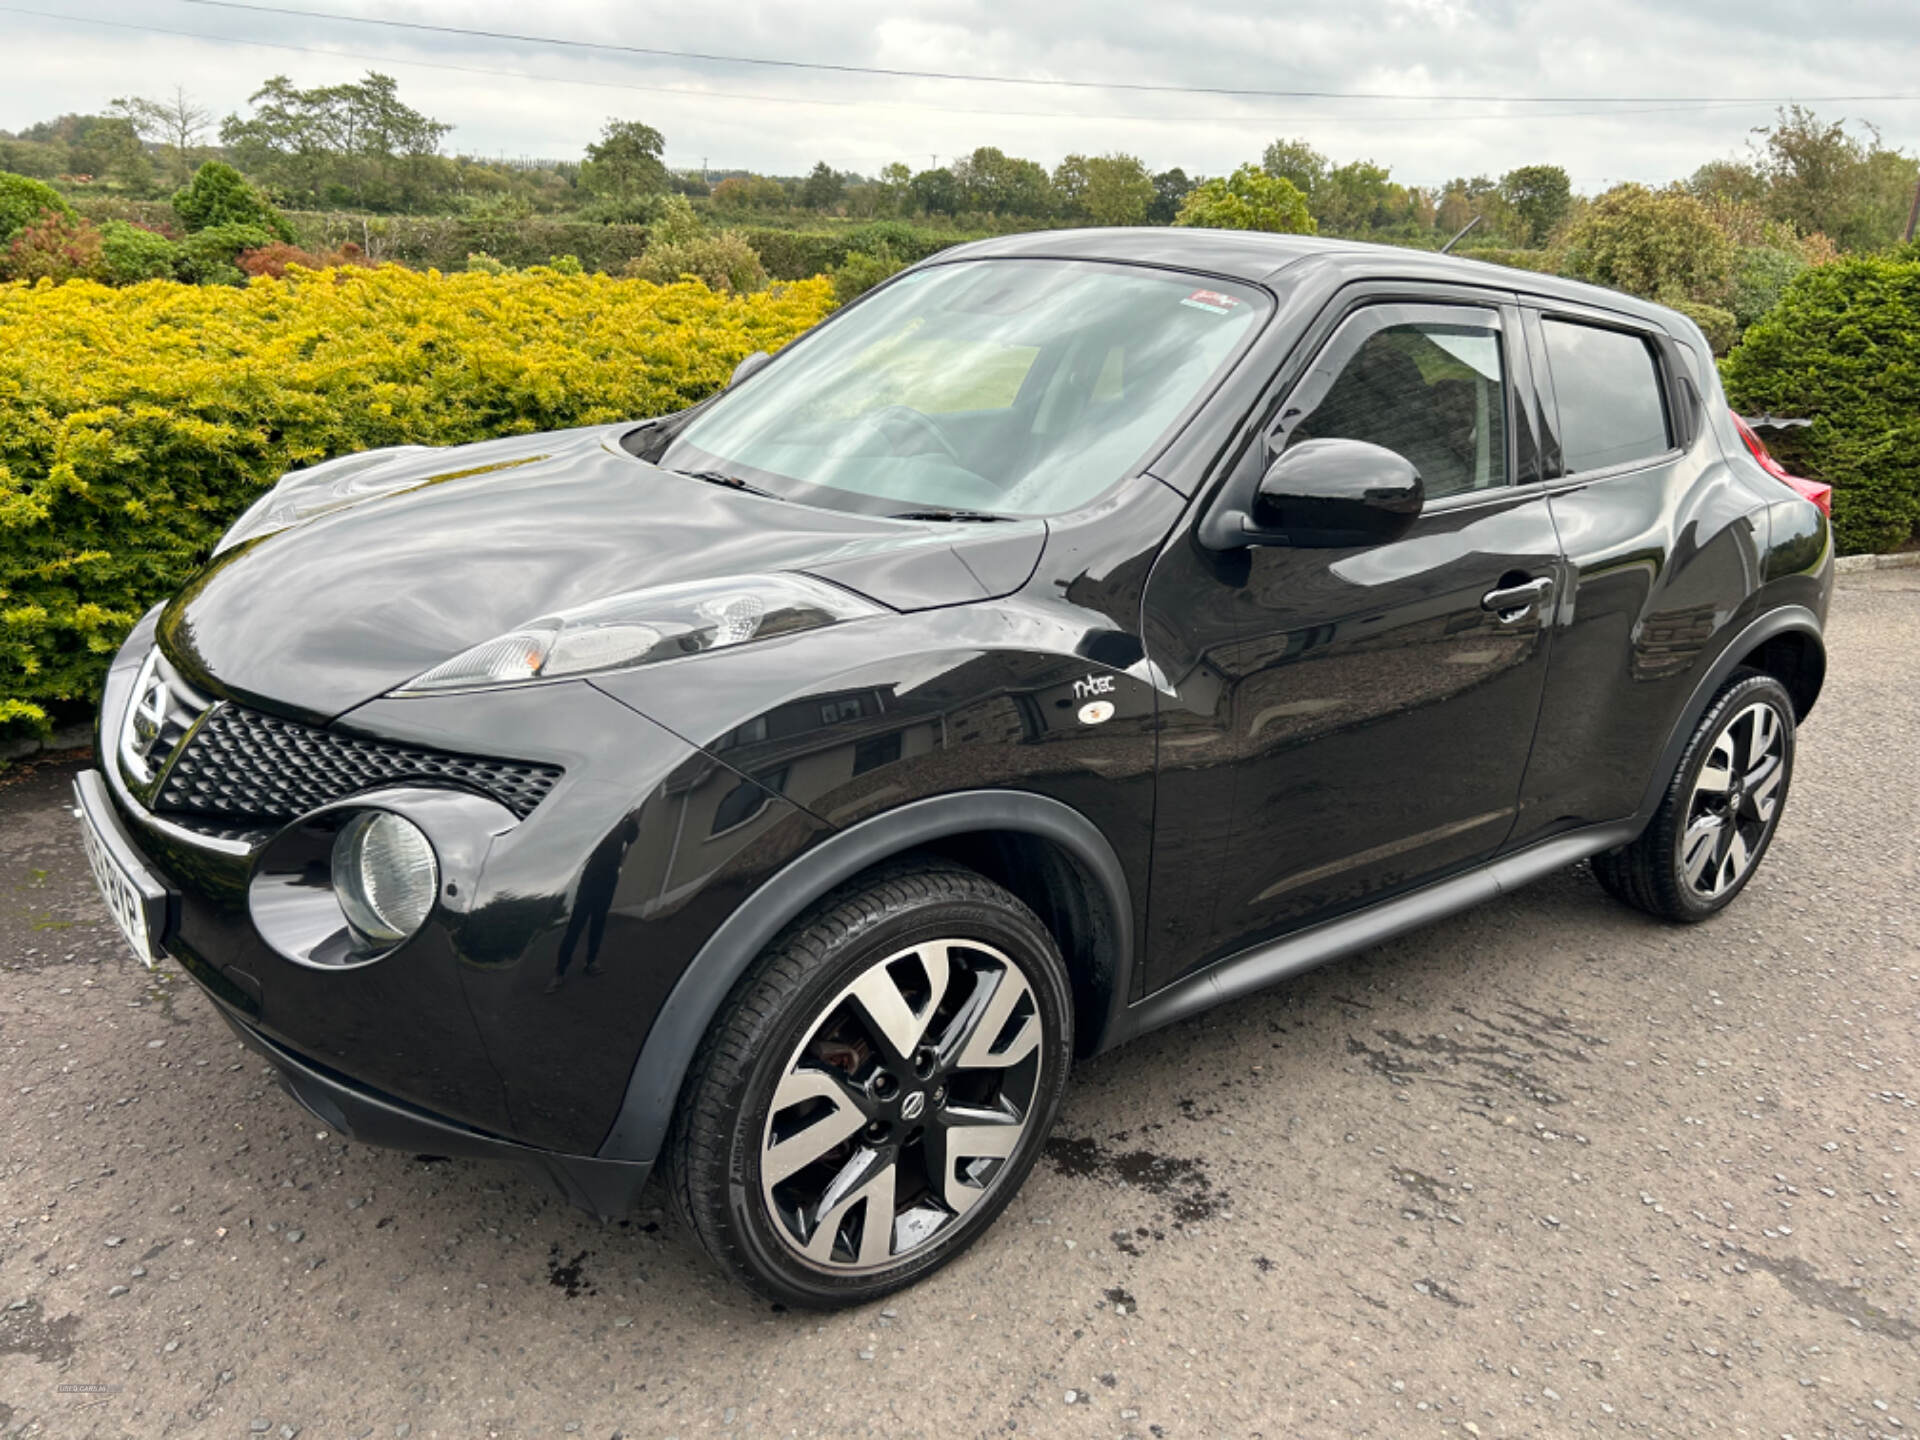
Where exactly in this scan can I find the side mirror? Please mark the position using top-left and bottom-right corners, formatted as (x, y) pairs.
(1201, 438), (1424, 549)
(729, 350), (772, 387)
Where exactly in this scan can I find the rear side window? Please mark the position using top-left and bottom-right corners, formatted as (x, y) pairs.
(1542, 319), (1671, 474)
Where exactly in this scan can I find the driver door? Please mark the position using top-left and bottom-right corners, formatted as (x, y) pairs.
(1141, 296), (1563, 987)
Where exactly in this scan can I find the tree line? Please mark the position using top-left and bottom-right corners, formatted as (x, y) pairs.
(5, 71), (1914, 258)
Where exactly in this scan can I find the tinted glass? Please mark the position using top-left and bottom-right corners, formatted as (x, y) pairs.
(660, 260), (1266, 518)
(1288, 321), (1508, 498)
(1543, 320), (1671, 473)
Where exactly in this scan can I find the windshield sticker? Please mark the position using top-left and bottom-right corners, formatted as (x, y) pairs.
(1181, 289), (1242, 315)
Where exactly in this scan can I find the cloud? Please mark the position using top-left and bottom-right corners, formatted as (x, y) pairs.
(3, 0), (1914, 186)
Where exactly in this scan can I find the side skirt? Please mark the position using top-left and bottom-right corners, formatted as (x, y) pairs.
(1103, 822), (1639, 1049)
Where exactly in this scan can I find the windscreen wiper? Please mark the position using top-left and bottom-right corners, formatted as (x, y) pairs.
(671, 467), (780, 499)
(889, 508), (1010, 523)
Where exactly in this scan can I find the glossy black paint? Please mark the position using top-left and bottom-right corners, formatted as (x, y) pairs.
(89, 231), (1832, 1191)
(161, 428), (1045, 724)
(1247, 438), (1426, 546)
(1143, 475), (1563, 982)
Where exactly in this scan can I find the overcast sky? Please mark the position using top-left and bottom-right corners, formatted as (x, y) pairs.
(6, 0), (1918, 190)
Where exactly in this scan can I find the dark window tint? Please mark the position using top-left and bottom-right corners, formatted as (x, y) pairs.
(1542, 320), (1670, 473)
(1289, 322), (1508, 498)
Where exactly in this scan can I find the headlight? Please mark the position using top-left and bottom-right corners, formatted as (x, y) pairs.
(396, 574), (882, 695)
(331, 812), (438, 949)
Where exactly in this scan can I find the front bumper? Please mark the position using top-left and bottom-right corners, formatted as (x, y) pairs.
(217, 1002), (652, 1219)
(89, 611), (823, 1160)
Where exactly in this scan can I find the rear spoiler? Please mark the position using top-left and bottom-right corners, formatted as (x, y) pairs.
(1732, 412), (1831, 517)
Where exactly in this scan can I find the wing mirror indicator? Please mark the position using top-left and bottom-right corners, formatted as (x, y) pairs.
(1200, 438), (1425, 550)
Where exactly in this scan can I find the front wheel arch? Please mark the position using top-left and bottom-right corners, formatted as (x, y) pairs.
(595, 790), (1133, 1165)
(664, 860), (1076, 1304)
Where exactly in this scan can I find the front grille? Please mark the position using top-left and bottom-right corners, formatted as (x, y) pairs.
(119, 649), (211, 789)
(154, 703), (563, 822)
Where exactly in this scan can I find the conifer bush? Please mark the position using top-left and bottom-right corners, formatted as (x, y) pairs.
(1722, 253), (1920, 555)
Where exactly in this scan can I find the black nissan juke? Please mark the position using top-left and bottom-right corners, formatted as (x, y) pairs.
(77, 229), (1832, 1306)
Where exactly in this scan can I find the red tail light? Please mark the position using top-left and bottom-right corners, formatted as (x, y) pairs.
(1731, 411), (1831, 517)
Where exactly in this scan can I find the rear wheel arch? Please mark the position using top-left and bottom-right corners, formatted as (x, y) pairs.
(1633, 606), (1822, 823)
(596, 790), (1134, 1164)
(1739, 627), (1825, 721)
(1596, 669), (1795, 921)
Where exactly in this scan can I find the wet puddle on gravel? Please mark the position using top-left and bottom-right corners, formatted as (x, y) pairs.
(0, 1301), (80, 1364)
(1042, 1134), (1223, 1226)
(547, 1246), (596, 1297)
(1736, 1249), (1919, 1341)
(1345, 998), (1605, 1124)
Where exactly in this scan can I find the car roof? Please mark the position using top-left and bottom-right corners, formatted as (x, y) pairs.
(937, 227), (1691, 337)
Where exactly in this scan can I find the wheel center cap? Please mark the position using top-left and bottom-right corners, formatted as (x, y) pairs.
(899, 1091), (926, 1122)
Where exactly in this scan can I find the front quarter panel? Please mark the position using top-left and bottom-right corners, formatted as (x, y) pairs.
(586, 477), (1185, 890)
(339, 682), (825, 1154)
(586, 600), (1162, 888)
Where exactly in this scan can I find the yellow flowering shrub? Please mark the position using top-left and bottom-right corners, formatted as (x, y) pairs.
(0, 265), (836, 729)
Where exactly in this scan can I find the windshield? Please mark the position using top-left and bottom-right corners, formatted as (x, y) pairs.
(655, 259), (1267, 518)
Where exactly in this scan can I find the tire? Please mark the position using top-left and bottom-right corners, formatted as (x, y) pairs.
(663, 860), (1074, 1308)
(1593, 670), (1796, 923)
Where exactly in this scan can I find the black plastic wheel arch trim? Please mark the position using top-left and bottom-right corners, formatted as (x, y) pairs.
(595, 789), (1134, 1164)
(1630, 604), (1822, 823)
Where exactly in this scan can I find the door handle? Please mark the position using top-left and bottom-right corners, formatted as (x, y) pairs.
(1481, 575), (1553, 622)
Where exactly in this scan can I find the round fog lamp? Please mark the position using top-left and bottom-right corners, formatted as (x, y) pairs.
(331, 812), (438, 948)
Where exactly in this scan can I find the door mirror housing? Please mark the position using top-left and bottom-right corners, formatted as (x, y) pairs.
(1201, 438), (1425, 549)
(730, 350), (772, 387)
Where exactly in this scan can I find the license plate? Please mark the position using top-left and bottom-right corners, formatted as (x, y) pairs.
(73, 771), (169, 968)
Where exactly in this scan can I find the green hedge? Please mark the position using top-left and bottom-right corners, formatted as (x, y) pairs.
(286, 212), (657, 274)
(172, 162), (294, 243)
(0, 267), (835, 732)
(64, 200), (987, 279)
(739, 223), (978, 280)
(1722, 253), (1920, 554)
(278, 216), (977, 280)
(1453, 246), (1561, 275)
(280, 215), (980, 278)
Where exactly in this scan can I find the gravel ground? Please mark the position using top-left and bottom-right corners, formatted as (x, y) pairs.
(2, 569), (1915, 1440)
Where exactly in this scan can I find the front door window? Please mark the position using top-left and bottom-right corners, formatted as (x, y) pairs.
(1285, 312), (1510, 500)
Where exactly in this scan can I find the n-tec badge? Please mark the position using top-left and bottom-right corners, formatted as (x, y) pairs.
(1078, 700), (1116, 726)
